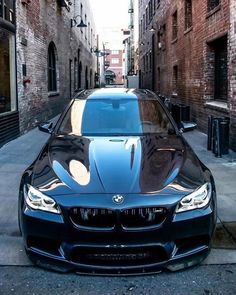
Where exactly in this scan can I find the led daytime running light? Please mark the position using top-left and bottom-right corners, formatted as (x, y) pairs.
(24, 185), (61, 214)
(176, 182), (212, 213)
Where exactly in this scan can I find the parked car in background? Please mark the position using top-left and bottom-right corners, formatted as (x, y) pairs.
(18, 88), (217, 274)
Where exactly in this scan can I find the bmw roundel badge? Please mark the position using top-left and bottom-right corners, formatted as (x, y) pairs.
(112, 195), (124, 204)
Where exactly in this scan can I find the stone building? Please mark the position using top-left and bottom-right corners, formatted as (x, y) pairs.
(139, 0), (236, 151)
(0, 0), (97, 146)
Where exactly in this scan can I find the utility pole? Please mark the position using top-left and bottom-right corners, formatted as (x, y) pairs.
(100, 43), (105, 87)
(96, 35), (100, 88)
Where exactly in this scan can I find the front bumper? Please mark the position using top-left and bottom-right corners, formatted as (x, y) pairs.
(20, 193), (216, 274)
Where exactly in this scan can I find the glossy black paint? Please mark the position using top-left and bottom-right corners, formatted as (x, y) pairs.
(19, 88), (217, 274)
(31, 133), (205, 196)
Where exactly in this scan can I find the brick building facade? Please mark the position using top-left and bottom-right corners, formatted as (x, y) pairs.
(105, 49), (124, 85)
(229, 0), (236, 150)
(17, 0), (97, 131)
(0, 0), (97, 146)
(0, 0), (18, 146)
(139, 0), (236, 151)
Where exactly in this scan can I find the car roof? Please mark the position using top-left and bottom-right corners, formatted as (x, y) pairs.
(74, 88), (157, 101)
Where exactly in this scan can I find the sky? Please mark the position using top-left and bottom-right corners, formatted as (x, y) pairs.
(89, 0), (130, 49)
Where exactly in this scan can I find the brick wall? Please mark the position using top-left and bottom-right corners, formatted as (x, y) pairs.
(139, 0), (236, 151)
(16, 0), (97, 132)
(229, 0), (236, 149)
(106, 49), (124, 84)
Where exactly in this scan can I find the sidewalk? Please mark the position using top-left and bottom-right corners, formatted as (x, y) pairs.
(183, 130), (236, 223)
(0, 126), (235, 266)
(183, 130), (236, 264)
(0, 127), (50, 265)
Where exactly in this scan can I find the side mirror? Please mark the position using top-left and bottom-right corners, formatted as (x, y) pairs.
(38, 122), (53, 134)
(180, 121), (197, 132)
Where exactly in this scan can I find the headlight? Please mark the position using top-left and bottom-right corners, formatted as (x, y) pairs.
(23, 185), (61, 214)
(176, 182), (212, 213)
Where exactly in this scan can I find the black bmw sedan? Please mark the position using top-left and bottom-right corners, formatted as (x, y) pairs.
(18, 88), (217, 274)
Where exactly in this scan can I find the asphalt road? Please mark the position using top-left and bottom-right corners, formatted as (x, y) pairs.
(0, 265), (236, 295)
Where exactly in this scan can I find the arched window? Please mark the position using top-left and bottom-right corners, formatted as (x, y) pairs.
(90, 69), (92, 88)
(74, 57), (77, 91)
(48, 42), (57, 92)
(85, 66), (88, 89)
(77, 49), (80, 88)
(78, 61), (82, 89)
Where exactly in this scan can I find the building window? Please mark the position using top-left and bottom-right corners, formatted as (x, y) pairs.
(215, 44), (227, 101)
(0, 0), (2, 18)
(140, 19), (143, 35)
(153, 0), (156, 14)
(149, 52), (152, 71)
(69, 59), (72, 98)
(173, 65), (178, 94)
(111, 50), (119, 55)
(48, 42), (57, 92)
(111, 58), (119, 64)
(185, 0), (192, 30)
(206, 36), (227, 101)
(85, 14), (87, 39)
(145, 7), (148, 28)
(158, 25), (165, 50)
(0, 28), (16, 114)
(172, 11), (178, 40)
(85, 66), (88, 89)
(90, 69), (92, 87)
(208, 0), (220, 11)
(162, 24), (166, 49)
(88, 22), (90, 44)
(74, 57), (77, 91)
(146, 54), (149, 72)
(148, 1), (152, 23)
(157, 67), (161, 92)
(157, 30), (161, 50)
(143, 14), (145, 31)
(214, 37), (227, 101)
(77, 49), (80, 88)
(90, 28), (93, 46)
(78, 61), (82, 89)
(0, 0), (15, 24)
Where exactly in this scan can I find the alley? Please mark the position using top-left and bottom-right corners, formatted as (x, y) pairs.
(1, 0), (236, 294)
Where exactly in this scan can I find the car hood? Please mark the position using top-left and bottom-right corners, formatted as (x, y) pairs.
(31, 134), (206, 196)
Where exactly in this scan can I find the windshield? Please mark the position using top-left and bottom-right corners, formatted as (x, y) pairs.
(58, 98), (174, 136)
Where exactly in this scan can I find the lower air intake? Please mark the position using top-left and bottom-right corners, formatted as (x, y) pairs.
(70, 246), (168, 266)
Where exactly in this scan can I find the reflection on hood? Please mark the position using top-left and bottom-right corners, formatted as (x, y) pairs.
(32, 134), (205, 196)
